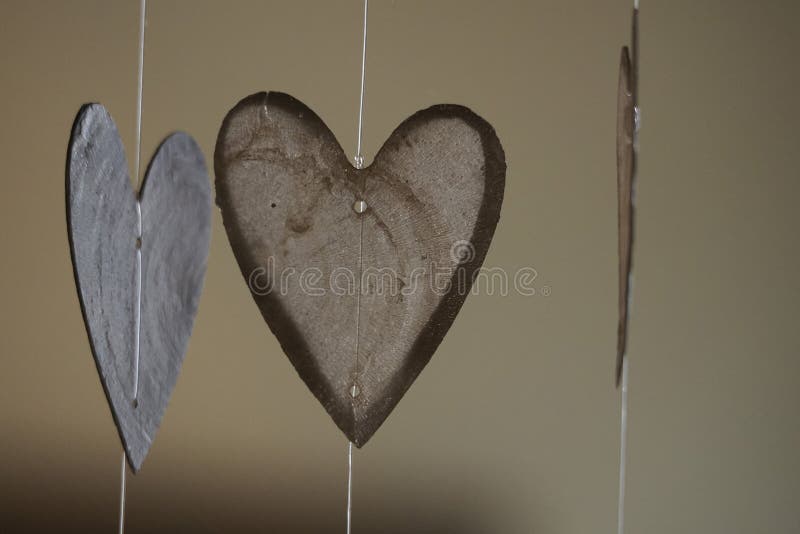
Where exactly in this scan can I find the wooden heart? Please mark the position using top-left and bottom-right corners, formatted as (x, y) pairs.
(616, 8), (638, 386)
(215, 92), (505, 446)
(67, 104), (211, 471)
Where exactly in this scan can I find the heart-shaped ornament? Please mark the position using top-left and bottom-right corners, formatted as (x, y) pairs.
(215, 92), (505, 446)
(616, 8), (638, 386)
(67, 104), (211, 471)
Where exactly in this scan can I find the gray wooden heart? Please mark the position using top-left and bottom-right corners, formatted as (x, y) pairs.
(215, 92), (505, 446)
(67, 104), (211, 471)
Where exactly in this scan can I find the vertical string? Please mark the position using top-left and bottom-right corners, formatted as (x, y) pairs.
(348, 2), (369, 533)
(133, 0), (147, 188)
(119, 2), (147, 533)
(131, 0), (146, 403)
(346, 441), (354, 534)
(354, 0), (368, 169)
(618, 3), (638, 534)
(133, 201), (142, 402)
(617, 358), (630, 534)
(131, 0), (147, 402)
(118, 451), (127, 534)
(132, 0), (147, 398)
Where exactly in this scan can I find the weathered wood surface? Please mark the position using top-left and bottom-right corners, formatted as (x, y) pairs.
(616, 9), (638, 387)
(67, 104), (211, 471)
(215, 92), (505, 446)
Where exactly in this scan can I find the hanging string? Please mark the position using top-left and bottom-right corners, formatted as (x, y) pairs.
(617, 2), (638, 534)
(133, 0), (147, 189)
(132, 0), (147, 399)
(617, 358), (630, 534)
(118, 452), (127, 534)
(348, 2), (369, 533)
(346, 441), (354, 533)
(132, 0), (146, 405)
(133, 200), (142, 402)
(119, 1), (147, 533)
(354, 0), (368, 169)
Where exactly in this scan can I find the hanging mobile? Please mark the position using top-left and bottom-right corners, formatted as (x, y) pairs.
(616, 2), (640, 534)
(66, 1), (211, 531)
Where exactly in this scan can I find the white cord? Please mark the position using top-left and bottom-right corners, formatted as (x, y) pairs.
(346, 441), (354, 534)
(132, 0), (146, 409)
(118, 451), (127, 534)
(347, 3), (369, 533)
(617, 357), (630, 534)
(354, 0), (368, 169)
(134, 0), (146, 186)
(131, 0), (146, 402)
(119, 2), (146, 533)
(133, 201), (142, 401)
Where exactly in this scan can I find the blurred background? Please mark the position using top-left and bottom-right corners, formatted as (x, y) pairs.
(1, 0), (798, 532)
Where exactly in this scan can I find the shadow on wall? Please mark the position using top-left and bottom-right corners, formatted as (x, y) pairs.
(2, 465), (506, 534)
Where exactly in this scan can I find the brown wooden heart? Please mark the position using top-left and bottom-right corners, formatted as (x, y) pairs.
(214, 92), (505, 446)
(616, 7), (638, 387)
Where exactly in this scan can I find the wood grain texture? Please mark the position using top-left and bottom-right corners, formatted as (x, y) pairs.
(66, 104), (211, 471)
(215, 92), (505, 446)
(616, 37), (636, 386)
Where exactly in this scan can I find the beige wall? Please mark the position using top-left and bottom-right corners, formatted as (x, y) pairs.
(1, 0), (798, 532)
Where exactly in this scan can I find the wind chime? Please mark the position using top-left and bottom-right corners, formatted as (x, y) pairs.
(67, 0), (505, 531)
(66, 1), (640, 532)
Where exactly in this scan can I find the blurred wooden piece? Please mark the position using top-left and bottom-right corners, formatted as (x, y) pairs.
(66, 104), (211, 471)
(616, 9), (638, 387)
